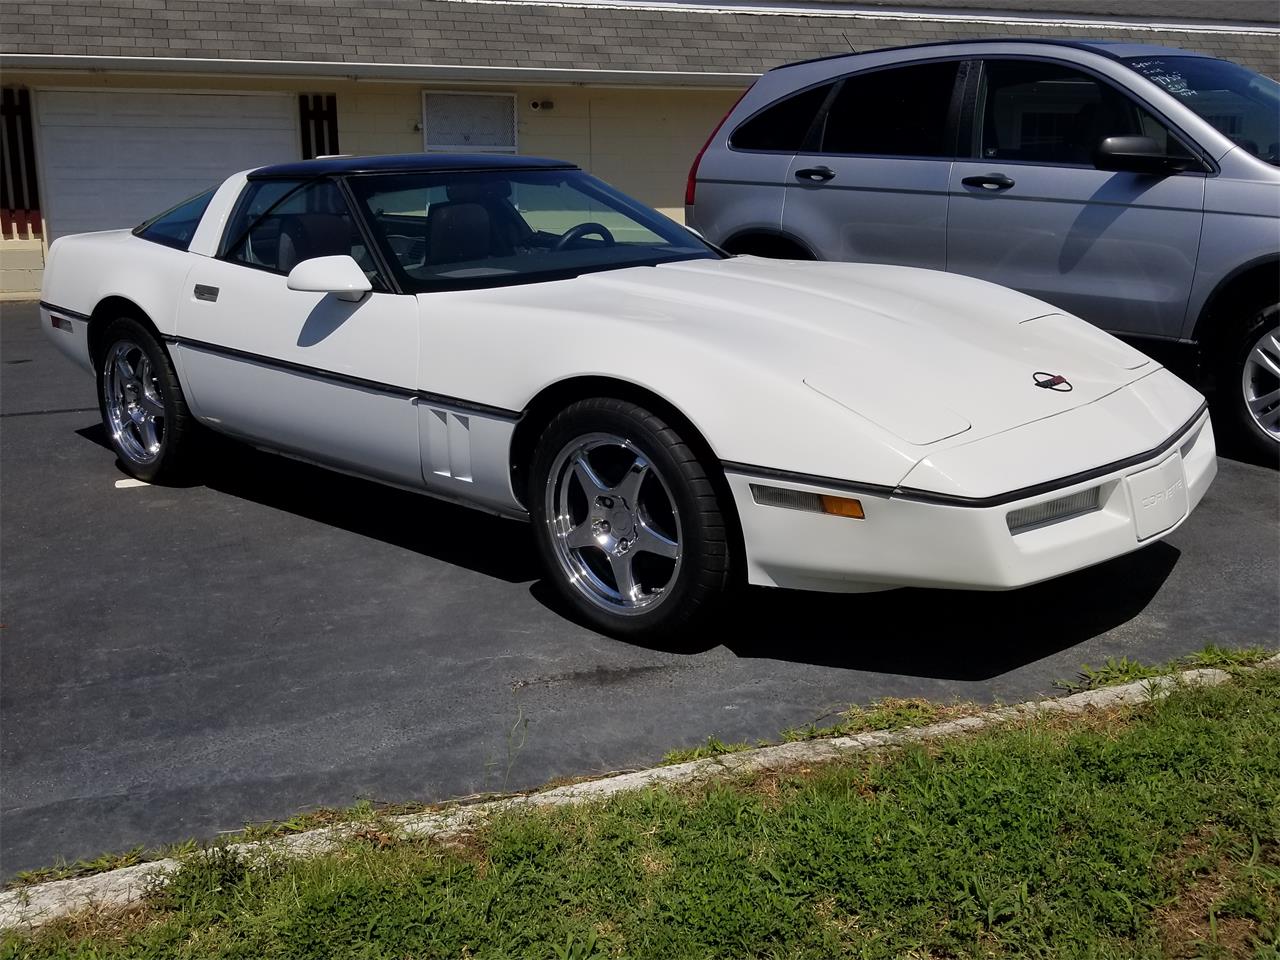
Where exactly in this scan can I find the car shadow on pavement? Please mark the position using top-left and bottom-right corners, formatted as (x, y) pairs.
(77, 423), (543, 584)
(714, 542), (1181, 680)
(78, 422), (1182, 680)
(534, 541), (1181, 681)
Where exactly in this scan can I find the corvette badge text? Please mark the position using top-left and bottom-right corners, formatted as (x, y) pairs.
(1141, 476), (1185, 510)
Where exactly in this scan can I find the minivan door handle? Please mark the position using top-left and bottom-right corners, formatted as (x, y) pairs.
(794, 166), (836, 183)
(961, 173), (1016, 190)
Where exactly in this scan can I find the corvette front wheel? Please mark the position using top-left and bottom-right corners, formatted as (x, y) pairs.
(530, 398), (731, 639)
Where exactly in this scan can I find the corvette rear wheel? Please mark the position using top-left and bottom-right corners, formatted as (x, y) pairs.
(530, 398), (731, 638)
(98, 317), (195, 483)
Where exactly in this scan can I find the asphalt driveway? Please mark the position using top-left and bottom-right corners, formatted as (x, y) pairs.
(2, 300), (1276, 876)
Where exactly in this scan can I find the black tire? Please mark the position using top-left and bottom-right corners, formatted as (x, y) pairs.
(529, 398), (731, 639)
(1215, 298), (1279, 463)
(96, 316), (197, 484)
(723, 233), (814, 260)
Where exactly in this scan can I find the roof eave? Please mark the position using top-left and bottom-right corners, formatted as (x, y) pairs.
(0, 53), (758, 89)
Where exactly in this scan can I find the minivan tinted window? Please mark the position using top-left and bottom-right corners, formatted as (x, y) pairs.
(730, 83), (833, 152)
(819, 61), (960, 157)
(976, 59), (1196, 166)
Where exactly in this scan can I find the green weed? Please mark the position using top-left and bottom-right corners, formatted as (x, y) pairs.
(1055, 644), (1274, 693)
(661, 735), (754, 765)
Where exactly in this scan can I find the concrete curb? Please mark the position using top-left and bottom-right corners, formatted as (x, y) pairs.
(4, 655), (1276, 931)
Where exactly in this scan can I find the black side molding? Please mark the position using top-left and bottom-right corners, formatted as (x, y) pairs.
(165, 334), (523, 422)
(38, 301), (91, 323)
(720, 461), (896, 499)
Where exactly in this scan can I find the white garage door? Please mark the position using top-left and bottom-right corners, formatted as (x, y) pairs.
(37, 90), (299, 240)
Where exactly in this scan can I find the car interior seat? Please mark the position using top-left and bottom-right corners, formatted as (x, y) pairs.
(423, 201), (496, 265)
(425, 178), (534, 264)
(277, 213), (354, 273)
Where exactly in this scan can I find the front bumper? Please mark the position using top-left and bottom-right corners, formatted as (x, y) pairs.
(727, 406), (1216, 594)
(40, 301), (95, 375)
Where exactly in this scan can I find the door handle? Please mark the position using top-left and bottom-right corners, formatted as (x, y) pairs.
(193, 284), (219, 303)
(961, 173), (1016, 190)
(794, 166), (836, 183)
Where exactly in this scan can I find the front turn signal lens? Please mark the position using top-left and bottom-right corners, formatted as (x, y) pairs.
(750, 484), (865, 520)
(819, 495), (865, 519)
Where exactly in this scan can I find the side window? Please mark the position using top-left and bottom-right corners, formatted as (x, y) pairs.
(1135, 109), (1198, 162)
(819, 61), (960, 157)
(133, 188), (216, 251)
(975, 59), (1192, 165)
(222, 178), (386, 289)
(730, 83), (833, 152)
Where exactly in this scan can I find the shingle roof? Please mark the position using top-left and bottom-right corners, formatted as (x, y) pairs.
(3, 0), (1277, 79)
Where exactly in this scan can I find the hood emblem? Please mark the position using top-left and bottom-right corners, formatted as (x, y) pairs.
(1033, 372), (1072, 392)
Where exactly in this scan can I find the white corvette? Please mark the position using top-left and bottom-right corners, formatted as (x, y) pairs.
(41, 154), (1216, 637)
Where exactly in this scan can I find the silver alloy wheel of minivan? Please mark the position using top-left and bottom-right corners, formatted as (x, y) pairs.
(1242, 320), (1280, 442)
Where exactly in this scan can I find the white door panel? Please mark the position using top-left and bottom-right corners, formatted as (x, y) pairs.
(37, 91), (296, 239)
(175, 260), (424, 488)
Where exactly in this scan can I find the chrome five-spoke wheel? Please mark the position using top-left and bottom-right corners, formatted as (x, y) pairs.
(1242, 324), (1280, 443)
(103, 339), (165, 465)
(544, 433), (682, 615)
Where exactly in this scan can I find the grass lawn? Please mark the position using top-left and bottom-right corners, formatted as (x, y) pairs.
(5, 669), (1278, 960)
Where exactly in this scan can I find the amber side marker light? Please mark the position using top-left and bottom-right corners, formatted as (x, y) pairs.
(750, 484), (865, 519)
(820, 494), (865, 519)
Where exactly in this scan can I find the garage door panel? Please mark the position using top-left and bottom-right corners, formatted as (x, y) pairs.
(38, 91), (298, 239)
(40, 127), (297, 179)
(38, 91), (297, 129)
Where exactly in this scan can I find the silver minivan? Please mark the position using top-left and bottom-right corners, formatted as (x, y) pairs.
(688, 41), (1280, 459)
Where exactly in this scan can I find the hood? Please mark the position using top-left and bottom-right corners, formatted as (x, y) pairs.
(563, 256), (1154, 446)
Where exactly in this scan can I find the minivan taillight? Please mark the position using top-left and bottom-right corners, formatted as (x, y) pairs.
(686, 87), (751, 208)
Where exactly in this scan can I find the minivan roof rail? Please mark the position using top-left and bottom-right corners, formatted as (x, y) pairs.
(766, 38), (1204, 73)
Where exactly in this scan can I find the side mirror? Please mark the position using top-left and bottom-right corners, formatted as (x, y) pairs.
(1093, 136), (1191, 177)
(286, 255), (372, 302)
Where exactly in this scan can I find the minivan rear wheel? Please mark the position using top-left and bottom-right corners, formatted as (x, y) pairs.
(722, 233), (814, 260)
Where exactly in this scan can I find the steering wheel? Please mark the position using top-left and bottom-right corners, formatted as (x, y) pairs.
(553, 222), (616, 251)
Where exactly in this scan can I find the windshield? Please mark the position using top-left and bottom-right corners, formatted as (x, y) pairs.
(346, 168), (719, 292)
(1125, 56), (1280, 166)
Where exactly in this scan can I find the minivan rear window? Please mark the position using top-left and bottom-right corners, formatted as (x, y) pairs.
(820, 61), (960, 158)
(730, 84), (833, 152)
